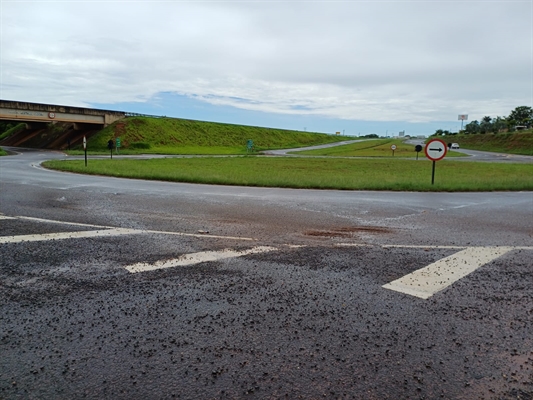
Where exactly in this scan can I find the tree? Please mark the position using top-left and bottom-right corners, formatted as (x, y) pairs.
(464, 120), (480, 134)
(480, 116), (492, 134)
(507, 106), (533, 127)
(491, 116), (507, 134)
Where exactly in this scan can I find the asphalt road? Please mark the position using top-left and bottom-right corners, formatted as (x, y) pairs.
(1, 149), (532, 399)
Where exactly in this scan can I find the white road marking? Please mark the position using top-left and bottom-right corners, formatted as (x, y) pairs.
(0, 228), (143, 244)
(16, 216), (111, 229)
(0, 215), (256, 242)
(124, 246), (277, 273)
(382, 246), (514, 299)
(141, 229), (255, 241)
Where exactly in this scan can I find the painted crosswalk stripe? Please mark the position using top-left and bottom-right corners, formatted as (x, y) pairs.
(0, 228), (142, 244)
(124, 246), (277, 273)
(382, 246), (514, 299)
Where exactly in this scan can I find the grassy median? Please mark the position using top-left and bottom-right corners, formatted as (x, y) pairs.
(293, 139), (467, 158)
(43, 157), (533, 192)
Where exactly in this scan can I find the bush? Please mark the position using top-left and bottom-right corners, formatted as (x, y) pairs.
(130, 142), (151, 149)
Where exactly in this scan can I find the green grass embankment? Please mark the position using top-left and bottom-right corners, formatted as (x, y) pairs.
(43, 157), (533, 192)
(0, 147), (8, 156)
(293, 139), (467, 158)
(436, 130), (533, 155)
(79, 117), (349, 154)
(0, 123), (25, 142)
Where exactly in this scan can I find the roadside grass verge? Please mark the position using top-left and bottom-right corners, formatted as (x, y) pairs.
(436, 130), (533, 155)
(42, 157), (533, 192)
(0, 147), (8, 156)
(293, 139), (467, 158)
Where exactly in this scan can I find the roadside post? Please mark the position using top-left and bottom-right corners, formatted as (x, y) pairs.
(390, 144), (397, 156)
(83, 136), (87, 167)
(116, 137), (121, 155)
(415, 144), (422, 160)
(424, 138), (447, 185)
(107, 139), (114, 159)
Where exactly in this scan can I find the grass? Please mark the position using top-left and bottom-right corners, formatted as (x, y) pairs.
(0, 147), (8, 156)
(0, 123), (25, 141)
(293, 139), (467, 158)
(42, 157), (533, 192)
(81, 116), (350, 154)
(435, 130), (533, 156)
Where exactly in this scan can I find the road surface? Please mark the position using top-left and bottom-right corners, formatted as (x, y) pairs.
(1, 149), (532, 399)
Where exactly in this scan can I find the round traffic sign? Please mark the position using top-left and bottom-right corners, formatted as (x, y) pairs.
(83, 136), (87, 150)
(424, 138), (447, 161)
(390, 144), (397, 150)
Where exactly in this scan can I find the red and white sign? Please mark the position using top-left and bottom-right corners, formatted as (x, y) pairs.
(425, 139), (447, 161)
(390, 144), (397, 150)
(458, 114), (468, 121)
(48, 112), (55, 119)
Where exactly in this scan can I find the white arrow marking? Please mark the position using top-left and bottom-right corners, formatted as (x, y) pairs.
(124, 246), (277, 273)
(382, 246), (514, 299)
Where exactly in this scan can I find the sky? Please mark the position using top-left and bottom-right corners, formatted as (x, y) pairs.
(1, 0), (531, 136)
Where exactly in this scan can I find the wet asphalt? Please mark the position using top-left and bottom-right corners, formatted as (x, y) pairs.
(0, 149), (532, 399)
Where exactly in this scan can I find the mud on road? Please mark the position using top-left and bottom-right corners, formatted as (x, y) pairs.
(1, 220), (532, 399)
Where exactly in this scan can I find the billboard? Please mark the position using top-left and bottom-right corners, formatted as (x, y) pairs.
(458, 114), (468, 121)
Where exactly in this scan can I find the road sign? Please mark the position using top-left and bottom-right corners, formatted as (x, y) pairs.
(424, 139), (447, 161)
(83, 136), (87, 167)
(415, 144), (422, 160)
(390, 144), (397, 150)
(116, 138), (121, 148)
(246, 139), (254, 152)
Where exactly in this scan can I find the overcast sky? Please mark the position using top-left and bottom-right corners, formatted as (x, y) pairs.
(1, 0), (531, 135)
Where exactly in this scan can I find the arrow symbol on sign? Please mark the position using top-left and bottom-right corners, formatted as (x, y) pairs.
(429, 148), (443, 152)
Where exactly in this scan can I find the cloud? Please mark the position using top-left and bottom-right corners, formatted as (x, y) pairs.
(1, 0), (531, 123)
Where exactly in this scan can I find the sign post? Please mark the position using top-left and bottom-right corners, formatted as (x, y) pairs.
(415, 144), (422, 160)
(107, 139), (114, 159)
(390, 144), (397, 157)
(116, 137), (121, 154)
(83, 136), (87, 167)
(424, 138), (447, 185)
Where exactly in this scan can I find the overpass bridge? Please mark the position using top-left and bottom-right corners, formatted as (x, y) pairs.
(0, 100), (126, 129)
(0, 100), (127, 149)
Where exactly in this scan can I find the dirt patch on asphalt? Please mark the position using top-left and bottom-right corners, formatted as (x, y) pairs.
(304, 226), (393, 238)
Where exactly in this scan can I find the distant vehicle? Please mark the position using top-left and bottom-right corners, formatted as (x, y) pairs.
(451, 143), (460, 149)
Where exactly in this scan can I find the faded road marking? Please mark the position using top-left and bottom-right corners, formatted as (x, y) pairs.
(125, 246), (277, 273)
(0, 215), (255, 242)
(382, 246), (514, 299)
(0, 228), (143, 244)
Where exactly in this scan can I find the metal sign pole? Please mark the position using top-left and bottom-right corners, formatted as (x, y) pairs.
(83, 136), (87, 167)
(431, 161), (436, 185)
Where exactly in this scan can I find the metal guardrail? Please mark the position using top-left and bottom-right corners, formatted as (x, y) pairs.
(124, 112), (165, 118)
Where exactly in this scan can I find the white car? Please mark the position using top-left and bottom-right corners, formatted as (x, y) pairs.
(451, 143), (460, 149)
